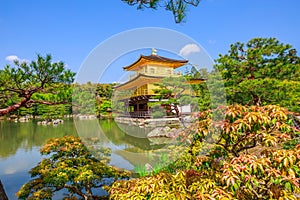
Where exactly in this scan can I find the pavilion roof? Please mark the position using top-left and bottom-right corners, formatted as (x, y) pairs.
(114, 74), (163, 91)
(123, 54), (188, 71)
(114, 74), (206, 91)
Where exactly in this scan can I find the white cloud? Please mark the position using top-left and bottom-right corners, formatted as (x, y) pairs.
(5, 55), (19, 62)
(179, 44), (201, 57)
(5, 55), (29, 63)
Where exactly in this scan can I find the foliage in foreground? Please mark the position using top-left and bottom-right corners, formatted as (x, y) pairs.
(17, 136), (129, 200)
(108, 105), (300, 199)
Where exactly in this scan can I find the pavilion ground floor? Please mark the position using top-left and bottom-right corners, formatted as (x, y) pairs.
(117, 95), (193, 119)
(115, 95), (194, 129)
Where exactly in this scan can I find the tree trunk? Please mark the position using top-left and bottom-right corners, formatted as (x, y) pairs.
(0, 97), (29, 116)
(251, 93), (261, 106)
(0, 180), (8, 200)
(85, 184), (94, 200)
(175, 106), (180, 117)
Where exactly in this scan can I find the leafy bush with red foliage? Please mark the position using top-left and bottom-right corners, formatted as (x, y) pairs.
(108, 105), (300, 200)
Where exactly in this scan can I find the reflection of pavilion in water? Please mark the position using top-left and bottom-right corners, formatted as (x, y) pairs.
(114, 49), (204, 118)
(99, 120), (177, 168)
(99, 120), (170, 150)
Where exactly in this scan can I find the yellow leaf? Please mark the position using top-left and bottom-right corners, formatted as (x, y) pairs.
(283, 158), (289, 168)
(288, 168), (295, 178)
(253, 115), (257, 123)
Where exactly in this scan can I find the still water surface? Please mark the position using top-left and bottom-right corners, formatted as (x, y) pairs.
(0, 119), (170, 199)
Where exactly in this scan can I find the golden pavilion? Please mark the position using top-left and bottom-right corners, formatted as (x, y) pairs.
(114, 49), (203, 118)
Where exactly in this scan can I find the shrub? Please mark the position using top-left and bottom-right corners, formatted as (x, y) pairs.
(17, 136), (129, 200)
(108, 105), (300, 200)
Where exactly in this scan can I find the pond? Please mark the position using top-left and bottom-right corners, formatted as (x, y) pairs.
(0, 118), (175, 199)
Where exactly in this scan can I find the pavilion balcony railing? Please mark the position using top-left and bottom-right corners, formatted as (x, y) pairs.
(129, 72), (182, 80)
(122, 111), (152, 118)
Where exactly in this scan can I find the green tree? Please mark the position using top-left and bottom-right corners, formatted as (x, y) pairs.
(96, 100), (112, 115)
(96, 83), (115, 100)
(184, 66), (211, 111)
(17, 136), (129, 200)
(122, 0), (201, 23)
(72, 83), (115, 116)
(184, 66), (226, 112)
(96, 83), (115, 116)
(0, 54), (75, 116)
(72, 82), (97, 115)
(215, 38), (300, 112)
(152, 76), (195, 117)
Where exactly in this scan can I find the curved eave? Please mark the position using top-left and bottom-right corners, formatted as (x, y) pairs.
(123, 55), (188, 71)
(114, 74), (163, 91)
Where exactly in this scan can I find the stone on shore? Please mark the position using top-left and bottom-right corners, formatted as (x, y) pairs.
(147, 126), (182, 138)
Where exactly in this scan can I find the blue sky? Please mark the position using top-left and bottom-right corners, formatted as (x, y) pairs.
(1, 0), (300, 83)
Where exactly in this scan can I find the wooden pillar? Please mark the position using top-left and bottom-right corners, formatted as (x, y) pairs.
(136, 101), (139, 118)
(124, 100), (128, 113)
